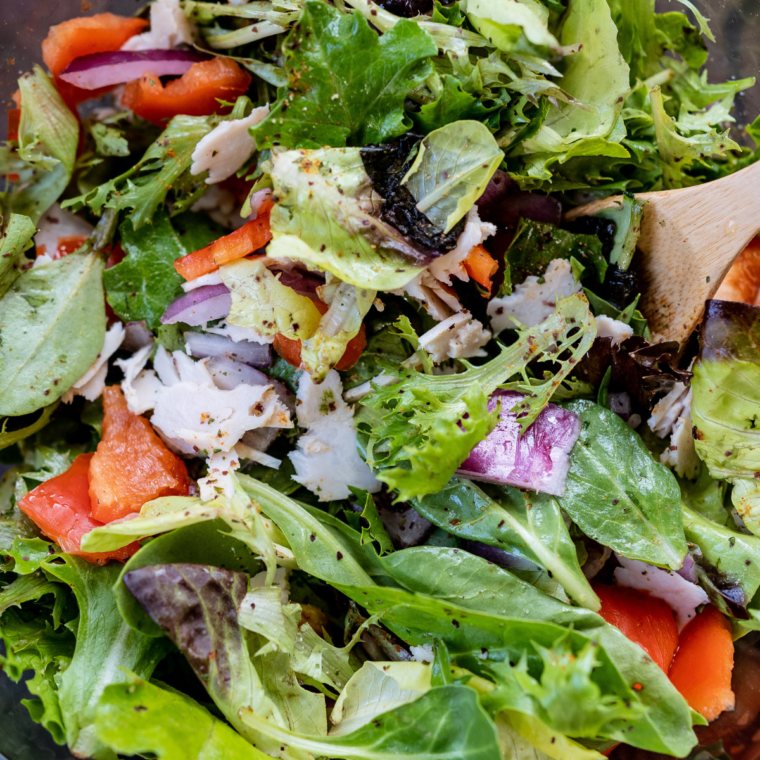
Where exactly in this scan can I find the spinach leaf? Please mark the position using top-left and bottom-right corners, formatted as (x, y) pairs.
(114, 518), (264, 637)
(253, 1), (437, 149)
(241, 685), (502, 760)
(95, 673), (270, 760)
(559, 400), (688, 570)
(42, 555), (169, 759)
(104, 210), (223, 329)
(414, 479), (598, 610)
(0, 251), (106, 416)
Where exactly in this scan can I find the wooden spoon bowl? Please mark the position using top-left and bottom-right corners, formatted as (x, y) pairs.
(565, 161), (760, 346)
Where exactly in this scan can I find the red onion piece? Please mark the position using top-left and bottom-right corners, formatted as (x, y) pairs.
(207, 355), (269, 390)
(456, 391), (581, 497)
(271, 267), (324, 297)
(59, 49), (208, 90)
(161, 284), (231, 326)
(185, 331), (271, 368)
(676, 554), (699, 584)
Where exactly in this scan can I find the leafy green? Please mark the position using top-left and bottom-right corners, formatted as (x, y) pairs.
(350, 486), (393, 555)
(402, 120), (502, 232)
(504, 219), (606, 292)
(104, 210), (223, 330)
(268, 147), (426, 291)
(221, 258), (323, 341)
(590, 193), (645, 270)
(0, 213), (36, 297)
(41, 555), (168, 759)
(241, 685), (502, 760)
(90, 121), (131, 158)
(17, 66), (78, 176)
(5, 536), (53, 574)
(0, 251), (106, 416)
(63, 115), (215, 229)
(559, 401), (687, 569)
(0, 147), (69, 224)
(95, 673), (271, 760)
(360, 293), (596, 500)
(691, 301), (760, 534)
(679, 464), (729, 526)
(253, 1), (437, 150)
(0, 403), (59, 455)
(414, 479), (597, 609)
(0, 572), (65, 618)
(412, 75), (500, 134)
(465, 0), (559, 53)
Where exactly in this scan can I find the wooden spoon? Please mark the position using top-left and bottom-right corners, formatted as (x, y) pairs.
(564, 160), (760, 346)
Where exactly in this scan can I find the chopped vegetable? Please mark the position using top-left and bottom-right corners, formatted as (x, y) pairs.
(121, 58), (252, 127)
(41, 13), (149, 108)
(463, 244), (498, 296)
(89, 386), (190, 523)
(18, 453), (138, 564)
(668, 605), (735, 722)
(174, 199), (273, 281)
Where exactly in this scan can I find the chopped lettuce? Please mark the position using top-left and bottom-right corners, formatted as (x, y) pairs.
(463, 0), (560, 53)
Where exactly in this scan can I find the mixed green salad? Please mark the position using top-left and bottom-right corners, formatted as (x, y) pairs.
(2, 0), (760, 757)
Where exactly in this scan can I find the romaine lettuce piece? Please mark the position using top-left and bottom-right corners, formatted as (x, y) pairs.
(464, 0), (560, 53)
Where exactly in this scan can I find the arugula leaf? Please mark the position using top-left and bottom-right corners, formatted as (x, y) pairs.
(241, 685), (502, 760)
(95, 673), (271, 760)
(0, 251), (106, 416)
(105, 210), (224, 329)
(402, 120), (502, 232)
(63, 115), (215, 229)
(268, 147), (426, 290)
(504, 219), (607, 291)
(252, 1), (437, 149)
(414, 479), (598, 609)
(412, 75), (500, 134)
(17, 66), (78, 176)
(221, 258), (323, 341)
(559, 400), (688, 570)
(349, 487), (393, 555)
(42, 555), (169, 759)
(360, 293), (596, 500)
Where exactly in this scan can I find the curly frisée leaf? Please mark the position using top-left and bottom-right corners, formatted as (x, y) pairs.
(268, 147), (427, 290)
(240, 685), (502, 760)
(360, 293), (596, 501)
(402, 121), (502, 233)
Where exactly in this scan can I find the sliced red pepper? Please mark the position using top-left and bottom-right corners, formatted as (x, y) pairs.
(463, 244), (499, 296)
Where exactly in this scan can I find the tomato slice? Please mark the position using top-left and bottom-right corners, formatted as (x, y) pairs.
(89, 386), (190, 523)
(121, 58), (251, 126)
(18, 453), (138, 564)
(594, 584), (679, 673)
(41, 13), (149, 108)
(669, 605), (735, 722)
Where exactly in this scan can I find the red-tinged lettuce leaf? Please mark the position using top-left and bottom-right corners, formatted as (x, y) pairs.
(457, 391), (581, 497)
(692, 300), (760, 535)
(252, 1), (437, 150)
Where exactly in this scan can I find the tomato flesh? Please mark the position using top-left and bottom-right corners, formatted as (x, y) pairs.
(18, 453), (138, 564)
(89, 386), (190, 523)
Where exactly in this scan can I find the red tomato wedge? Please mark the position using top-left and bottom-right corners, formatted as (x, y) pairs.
(669, 605), (735, 722)
(273, 300), (368, 371)
(463, 244), (499, 296)
(89, 386), (190, 523)
(18, 453), (138, 564)
(174, 199), (274, 281)
(41, 13), (148, 108)
(121, 58), (251, 126)
(594, 584), (679, 673)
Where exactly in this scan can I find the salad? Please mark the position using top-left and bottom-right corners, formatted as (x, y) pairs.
(1, 0), (760, 757)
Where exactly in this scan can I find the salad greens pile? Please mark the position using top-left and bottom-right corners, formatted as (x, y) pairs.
(1, 0), (760, 758)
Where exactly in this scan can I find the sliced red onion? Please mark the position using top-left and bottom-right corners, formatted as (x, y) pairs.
(463, 540), (520, 569)
(185, 331), (271, 368)
(161, 284), (231, 326)
(248, 188), (272, 219)
(676, 554), (699, 585)
(456, 391), (581, 497)
(270, 267), (324, 297)
(207, 355), (269, 390)
(59, 49), (208, 90)
(477, 170), (562, 228)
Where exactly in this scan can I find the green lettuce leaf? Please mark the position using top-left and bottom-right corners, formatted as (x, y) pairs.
(0, 250), (106, 416)
(241, 684), (502, 760)
(5, 536), (55, 575)
(0, 213), (36, 297)
(464, 0), (560, 53)
(402, 120), (502, 233)
(412, 75), (500, 134)
(268, 147), (426, 290)
(95, 673), (271, 760)
(414, 479), (598, 609)
(350, 486), (394, 555)
(104, 210), (223, 330)
(17, 66), (78, 176)
(589, 193), (645, 270)
(359, 293), (596, 500)
(691, 301), (760, 534)
(221, 258), (323, 341)
(559, 400), (688, 570)
(252, 0), (437, 150)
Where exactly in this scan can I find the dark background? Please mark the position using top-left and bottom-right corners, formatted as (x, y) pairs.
(1, 0), (760, 758)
